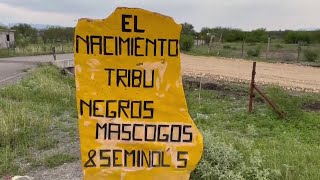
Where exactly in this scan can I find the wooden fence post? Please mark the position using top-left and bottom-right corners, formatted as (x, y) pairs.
(249, 62), (256, 113)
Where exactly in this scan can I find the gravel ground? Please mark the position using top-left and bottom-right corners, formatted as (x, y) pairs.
(181, 54), (320, 93)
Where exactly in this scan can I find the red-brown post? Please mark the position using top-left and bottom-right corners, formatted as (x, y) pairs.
(249, 62), (256, 113)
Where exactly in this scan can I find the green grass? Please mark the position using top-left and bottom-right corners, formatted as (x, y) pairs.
(186, 80), (320, 180)
(43, 153), (77, 168)
(0, 65), (76, 176)
(1, 65), (319, 179)
(0, 43), (73, 58)
(188, 43), (320, 67)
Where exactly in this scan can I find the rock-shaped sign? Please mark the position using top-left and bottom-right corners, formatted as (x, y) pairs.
(74, 7), (203, 179)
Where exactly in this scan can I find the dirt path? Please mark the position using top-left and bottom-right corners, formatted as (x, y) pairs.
(181, 54), (320, 93)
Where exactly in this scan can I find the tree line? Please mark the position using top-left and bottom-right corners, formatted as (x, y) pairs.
(181, 22), (320, 51)
(7, 24), (74, 48)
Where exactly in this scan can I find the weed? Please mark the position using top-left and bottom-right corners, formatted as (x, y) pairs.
(43, 153), (77, 168)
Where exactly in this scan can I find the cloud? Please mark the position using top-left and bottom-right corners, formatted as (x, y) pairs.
(0, 0), (319, 31)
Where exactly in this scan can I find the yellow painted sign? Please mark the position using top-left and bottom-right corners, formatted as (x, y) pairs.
(74, 7), (203, 180)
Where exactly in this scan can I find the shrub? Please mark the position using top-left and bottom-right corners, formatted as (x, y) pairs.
(180, 34), (194, 52)
(191, 130), (280, 179)
(304, 49), (318, 62)
(275, 44), (284, 49)
(247, 47), (261, 57)
(223, 45), (232, 49)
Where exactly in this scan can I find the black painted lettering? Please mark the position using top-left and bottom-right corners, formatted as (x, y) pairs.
(96, 123), (107, 140)
(121, 124), (132, 141)
(158, 39), (166, 56)
(119, 37), (130, 56)
(135, 37), (144, 56)
(157, 125), (170, 142)
(104, 68), (115, 86)
(131, 38), (134, 56)
(132, 69), (142, 87)
(151, 151), (161, 167)
(177, 151), (188, 168)
(114, 36), (118, 56)
(124, 150), (136, 167)
(76, 35), (89, 54)
(143, 101), (154, 119)
(90, 36), (102, 54)
(113, 149), (123, 167)
(105, 100), (117, 118)
(103, 36), (114, 55)
(143, 70), (154, 88)
(116, 69), (128, 87)
(108, 123), (121, 140)
(93, 100), (104, 117)
(161, 151), (170, 167)
(118, 100), (130, 118)
(134, 15), (145, 33)
(84, 150), (96, 167)
(80, 99), (92, 116)
(145, 124), (157, 142)
(146, 38), (156, 56)
(183, 125), (193, 143)
(122, 14), (132, 32)
(100, 149), (111, 167)
(131, 101), (142, 118)
(170, 125), (182, 142)
(137, 150), (141, 167)
(141, 150), (151, 167)
(168, 39), (179, 57)
(132, 124), (143, 141)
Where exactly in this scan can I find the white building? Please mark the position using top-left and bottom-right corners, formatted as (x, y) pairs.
(0, 29), (15, 49)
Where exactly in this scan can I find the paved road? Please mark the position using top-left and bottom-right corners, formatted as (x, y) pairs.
(0, 54), (73, 86)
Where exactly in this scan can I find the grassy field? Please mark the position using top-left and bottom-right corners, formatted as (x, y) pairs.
(186, 78), (320, 179)
(0, 43), (73, 58)
(0, 66), (319, 179)
(0, 65), (78, 177)
(188, 42), (320, 67)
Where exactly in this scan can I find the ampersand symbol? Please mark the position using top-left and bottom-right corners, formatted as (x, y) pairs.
(84, 150), (96, 168)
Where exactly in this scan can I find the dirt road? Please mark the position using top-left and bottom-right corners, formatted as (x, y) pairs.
(181, 54), (320, 93)
(1, 53), (319, 92)
(0, 54), (320, 92)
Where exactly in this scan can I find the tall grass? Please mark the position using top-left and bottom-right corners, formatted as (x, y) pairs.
(0, 43), (73, 58)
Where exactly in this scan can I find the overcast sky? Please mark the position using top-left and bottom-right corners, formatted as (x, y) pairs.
(0, 0), (319, 31)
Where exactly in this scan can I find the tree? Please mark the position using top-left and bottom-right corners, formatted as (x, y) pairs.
(200, 27), (212, 44)
(40, 26), (75, 43)
(284, 31), (311, 44)
(12, 24), (38, 44)
(180, 34), (194, 51)
(246, 28), (268, 43)
(181, 22), (196, 36)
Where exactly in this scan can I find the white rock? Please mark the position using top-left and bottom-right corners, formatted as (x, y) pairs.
(12, 176), (33, 180)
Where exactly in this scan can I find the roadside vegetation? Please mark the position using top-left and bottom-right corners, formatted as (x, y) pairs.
(186, 78), (320, 180)
(0, 24), (73, 58)
(1, 66), (319, 179)
(0, 65), (78, 177)
(180, 23), (320, 67)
